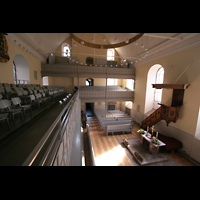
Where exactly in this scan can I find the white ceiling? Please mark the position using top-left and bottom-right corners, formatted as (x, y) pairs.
(6, 33), (200, 66)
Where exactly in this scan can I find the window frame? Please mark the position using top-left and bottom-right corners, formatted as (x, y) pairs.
(154, 67), (164, 108)
(107, 49), (115, 61)
(62, 43), (71, 57)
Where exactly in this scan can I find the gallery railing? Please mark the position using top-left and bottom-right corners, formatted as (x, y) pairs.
(79, 90), (134, 102)
(41, 64), (135, 79)
(86, 124), (96, 166)
(22, 90), (81, 166)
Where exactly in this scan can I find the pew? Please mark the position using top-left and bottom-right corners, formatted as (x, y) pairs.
(102, 119), (132, 132)
(98, 116), (131, 127)
(106, 124), (133, 136)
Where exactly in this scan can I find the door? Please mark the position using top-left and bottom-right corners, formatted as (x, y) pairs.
(86, 103), (94, 117)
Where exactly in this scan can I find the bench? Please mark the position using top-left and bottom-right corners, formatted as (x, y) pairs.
(152, 132), (183, 152)
(97, 115), (130, 122)
(99, 117), (132, 126)
(106, 124), (133, 136)
(102, 119), (132, 132)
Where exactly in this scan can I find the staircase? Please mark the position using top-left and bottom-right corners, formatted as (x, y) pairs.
(141, 104), (180, 129)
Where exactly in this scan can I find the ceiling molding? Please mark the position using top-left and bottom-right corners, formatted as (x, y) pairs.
(6, 33), (47, 61)
(134, 33), (200, 67)
(15, 33), (47, 59)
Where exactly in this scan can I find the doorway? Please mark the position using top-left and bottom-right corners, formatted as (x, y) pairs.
(86, 78), (94, 86)
(86, 103), (94, 117)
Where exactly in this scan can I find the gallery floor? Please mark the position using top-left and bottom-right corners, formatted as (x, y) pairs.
(84, 115), (196, 166)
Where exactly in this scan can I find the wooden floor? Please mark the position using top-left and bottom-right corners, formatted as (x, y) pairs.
(86, 115), (196, 166)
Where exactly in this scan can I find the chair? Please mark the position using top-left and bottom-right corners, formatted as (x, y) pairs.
(0, 99), (23, 126)
(11, 97), (32, 119)
(30, 94), (42, 108)
(0, 113), (10, 129)
(35, 93), (48, 106)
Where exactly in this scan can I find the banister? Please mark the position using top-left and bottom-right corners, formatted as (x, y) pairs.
(22, 91), (79, 166)
(86, 124), (96, 166)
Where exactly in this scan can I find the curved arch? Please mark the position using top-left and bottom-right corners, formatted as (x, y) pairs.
(13, 54), (30, 84)
(69, 33), (144, 49)
(144, 64), (164, 113)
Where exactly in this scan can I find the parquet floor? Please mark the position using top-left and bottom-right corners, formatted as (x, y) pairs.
(86, 115), (196, 166)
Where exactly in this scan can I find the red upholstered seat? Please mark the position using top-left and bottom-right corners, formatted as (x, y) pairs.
(152, 132), (183, 151)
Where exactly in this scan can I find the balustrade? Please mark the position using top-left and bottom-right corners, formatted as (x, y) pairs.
(22, 91), (82, 166)
(41, 64), (135, 79)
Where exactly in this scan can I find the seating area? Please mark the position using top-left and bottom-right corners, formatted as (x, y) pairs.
(0, 82), (67, 138)
(95, 110), (134, 136)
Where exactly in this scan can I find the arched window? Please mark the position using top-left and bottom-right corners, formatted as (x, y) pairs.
(13, 54), (30, 84)
(154, 67), (164, 109)
(107, 49), (115, 61)
(86, 78), (94, 86)
(62, 43), (71, 57)
(144, 64), (164, 114)
(13, 61), (17, 84)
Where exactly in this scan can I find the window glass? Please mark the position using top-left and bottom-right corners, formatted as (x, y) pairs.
(154, 67), (164, 107)
(107, 78), (118, 85)
(107, 49), (114, 60)
(63, 46), (70, 57)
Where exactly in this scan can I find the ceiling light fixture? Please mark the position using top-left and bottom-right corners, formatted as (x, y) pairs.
(125, 39), (129, 43)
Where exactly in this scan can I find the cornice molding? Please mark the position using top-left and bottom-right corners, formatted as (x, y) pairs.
(134, 33), (200, 67)
(6, 33), (47, 62)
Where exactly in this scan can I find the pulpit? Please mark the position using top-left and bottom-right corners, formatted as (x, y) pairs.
(141, 84), (189, 129)
(159, 103), (180, 126)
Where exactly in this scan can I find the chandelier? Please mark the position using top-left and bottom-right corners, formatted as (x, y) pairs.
(69, 33), (144, 49)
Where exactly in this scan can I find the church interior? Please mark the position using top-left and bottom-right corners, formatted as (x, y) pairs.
(0, 33), (200, 166)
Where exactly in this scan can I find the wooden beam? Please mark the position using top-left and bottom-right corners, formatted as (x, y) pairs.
(152, 84), (190, 89)
(69, 33), (144, 49)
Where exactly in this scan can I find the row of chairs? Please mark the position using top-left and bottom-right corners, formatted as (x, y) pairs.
(0, 83), (65, 103)
(0, 86), (66, 129)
